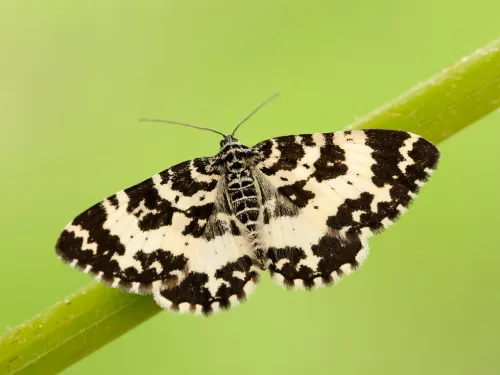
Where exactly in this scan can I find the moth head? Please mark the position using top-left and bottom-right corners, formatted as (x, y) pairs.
(220, 135), (239, 147)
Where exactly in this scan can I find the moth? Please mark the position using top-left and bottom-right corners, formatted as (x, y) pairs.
(56, 94), (440, 315)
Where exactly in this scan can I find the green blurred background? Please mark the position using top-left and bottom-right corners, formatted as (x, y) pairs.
(1, 1), (500, 374)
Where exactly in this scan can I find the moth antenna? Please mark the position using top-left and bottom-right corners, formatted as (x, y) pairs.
(231, 92), (280, 136)
(139, 118), (226, 137)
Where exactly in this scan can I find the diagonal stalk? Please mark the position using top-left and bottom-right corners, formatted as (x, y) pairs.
(1, 37), (499, 375)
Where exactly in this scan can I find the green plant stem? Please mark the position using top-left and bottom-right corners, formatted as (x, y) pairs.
(352, 39), (500, 143)
(1, 38), (500, 375)
(0, 284), (161, 375)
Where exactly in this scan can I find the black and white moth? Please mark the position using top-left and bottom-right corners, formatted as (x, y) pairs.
(56, 95), (440, 315)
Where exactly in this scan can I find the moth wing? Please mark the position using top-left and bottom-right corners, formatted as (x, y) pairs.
(56, 157), (260, 314)
(153, 179), (261, 315)
(252, 129), (439, 289)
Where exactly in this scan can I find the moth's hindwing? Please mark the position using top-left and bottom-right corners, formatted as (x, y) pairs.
(56, 157), (260, 315)
(253, 129), (439, 289)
